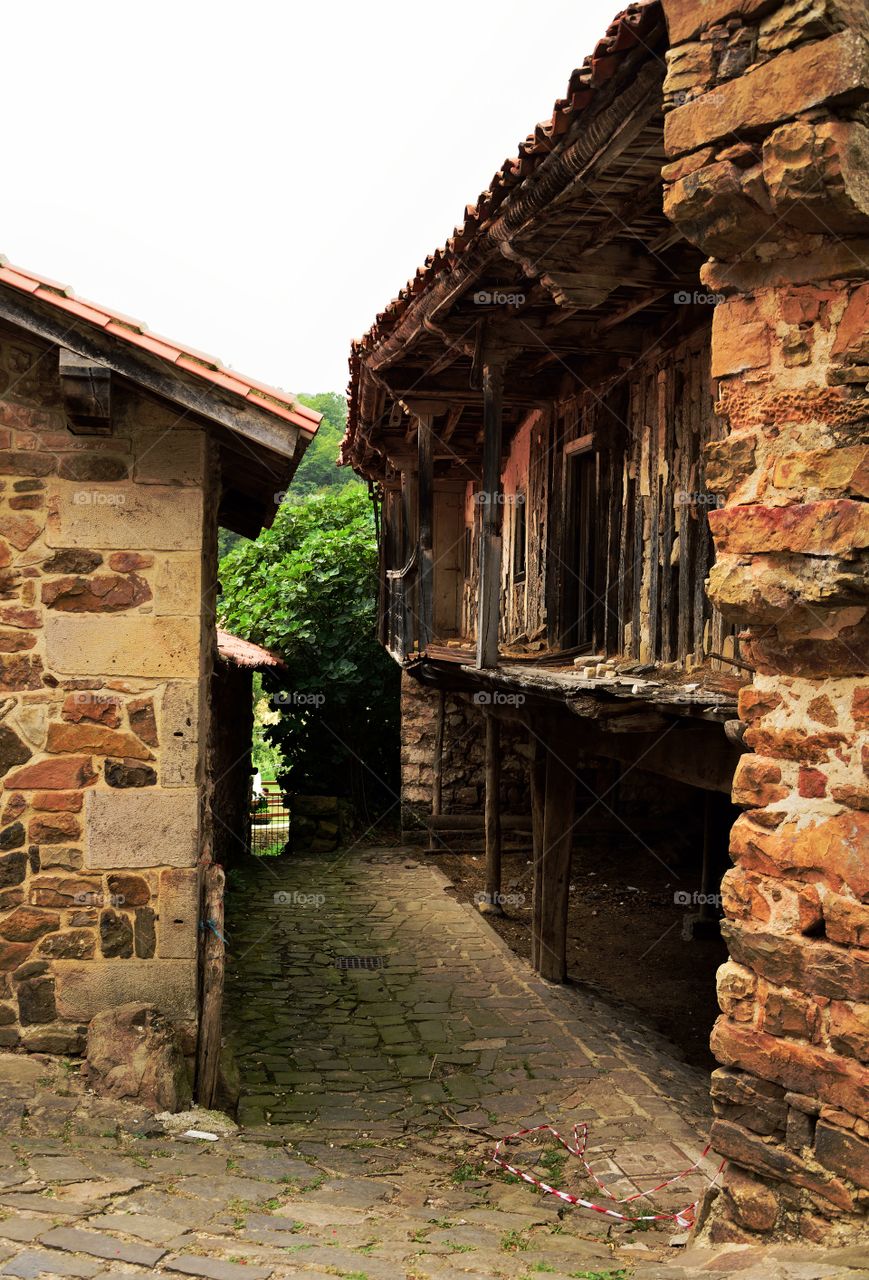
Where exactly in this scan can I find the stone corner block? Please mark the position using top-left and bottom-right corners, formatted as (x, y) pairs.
(158, 867), (201, 959)
(85, 788), (199, 869)
(54, 958), (198, 1022)
(45, 614), (201, 678)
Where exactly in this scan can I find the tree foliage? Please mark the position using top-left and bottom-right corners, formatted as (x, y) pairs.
(292, 392), (361, 497)
(218, 486), (399, 815)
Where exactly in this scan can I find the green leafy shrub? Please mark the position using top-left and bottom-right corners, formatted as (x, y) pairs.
(218, 486), (399, 819)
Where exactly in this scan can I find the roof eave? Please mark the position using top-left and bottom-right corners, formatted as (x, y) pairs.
(0, 282), (308, 463)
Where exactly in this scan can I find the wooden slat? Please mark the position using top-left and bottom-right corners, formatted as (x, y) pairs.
(417, 414), (434, 650)
(659, 361), (677, 662)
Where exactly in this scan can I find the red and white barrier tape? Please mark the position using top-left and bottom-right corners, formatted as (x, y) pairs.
(492, 1122), (726, 1228)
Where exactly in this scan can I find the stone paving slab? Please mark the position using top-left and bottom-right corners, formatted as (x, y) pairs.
(0, 848), (865, 1279)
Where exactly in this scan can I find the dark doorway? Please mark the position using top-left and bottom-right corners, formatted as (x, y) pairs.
(562, 444), (598, 650)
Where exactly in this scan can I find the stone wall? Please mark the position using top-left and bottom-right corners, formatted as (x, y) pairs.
(290, 795), (346, 852)
(399, 673), (531, 832)
(661, 0), (869, 1240)
(0, 322), (215, 1063)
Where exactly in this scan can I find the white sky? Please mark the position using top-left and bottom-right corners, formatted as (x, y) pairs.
(2, 1), (619, 396)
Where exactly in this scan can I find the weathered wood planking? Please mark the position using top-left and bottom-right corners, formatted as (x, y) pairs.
(387, 319), (738, 670)
(489, 320), (735, 666)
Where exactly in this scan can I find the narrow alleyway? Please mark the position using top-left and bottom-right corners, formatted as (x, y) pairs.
(0, 851), (864, 1279)
(223, 848), (712, 1164)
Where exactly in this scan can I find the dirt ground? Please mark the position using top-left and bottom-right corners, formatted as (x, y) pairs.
(430, 820), (729, 1072)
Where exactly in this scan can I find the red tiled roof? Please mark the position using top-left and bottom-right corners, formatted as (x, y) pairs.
(0, 257), (321, 437)
(350, 0), (661, 362)
(217, 628), (286, 670)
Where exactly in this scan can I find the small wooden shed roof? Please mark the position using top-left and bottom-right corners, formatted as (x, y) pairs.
(217, 628), (286, 671)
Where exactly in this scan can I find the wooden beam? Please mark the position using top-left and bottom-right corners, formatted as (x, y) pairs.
(58, 347), (112, 434)
(539, 739), (576, 983)
(195, 863), (225, 1108)
(599, 287), (672, 332)
(530, 732), (546, 972)
(478, 712), (503, 915)
(563, 433), (594, 458)
(400, 465), (416, 656)
(441, 406), (463, 444)
(417, 414), (434, 650)
(475, 352), (506, 669)
(426, 813), (532, 832)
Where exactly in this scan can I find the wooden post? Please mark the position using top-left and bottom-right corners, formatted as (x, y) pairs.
(429, 688), (445, 852)
(538, 738), (576, 982)
(195, 863), (225, 1108)
(476, 355), (505, 669)
(417, 414), (434, 652)
(399, 465), (415, 654)
(530, 731), (547, 971)
(478, 711), (503, 914)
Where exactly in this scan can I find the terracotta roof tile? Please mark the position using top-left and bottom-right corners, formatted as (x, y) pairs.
(217, 628), (285, 670)
(0, 266), (40, 294)
(0, 256), (320, 437)
(349, 0), (661, 362)
(42, 295), (113, 328)
(175, 355), (252, 396)
(342, 0), (663, 466)
(105, 324), (182, 362)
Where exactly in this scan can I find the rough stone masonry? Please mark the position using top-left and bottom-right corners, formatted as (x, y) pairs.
(0, 324), (216, 1071)
(660, 0), (869, 1243)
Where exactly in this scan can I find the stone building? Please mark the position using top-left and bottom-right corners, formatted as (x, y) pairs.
(0, 260), (319, 1084)
(345, 0), (868, 1241)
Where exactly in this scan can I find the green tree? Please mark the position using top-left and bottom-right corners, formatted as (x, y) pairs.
(291, 392), (361, 497)
(217, 486), (399, 818)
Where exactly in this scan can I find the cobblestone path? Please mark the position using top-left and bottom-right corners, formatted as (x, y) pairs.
(0, 847), (864, 1279)
(224, 848), (712, 1161)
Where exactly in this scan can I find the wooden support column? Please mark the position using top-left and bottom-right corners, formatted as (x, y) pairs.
(195, 862), (225, 1107)
(417, 413), (434, 651)
(429, 688), (446, 852)
(399, 464), (415, 655)
(476, 354), (506, 669)
(529, 731), (547, 971)
(478, 711), (503, 915)
(538, 737), (576, 982)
